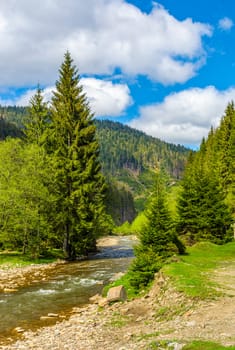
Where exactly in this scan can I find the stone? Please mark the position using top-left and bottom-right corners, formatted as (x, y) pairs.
(89, 294), (101, 303)
(3, 288), (18, 293)
(106, 285), (127, 303)
(47, 313), (58, 317)
(98, 298), (108, 307)
(14, 327), (25, 333)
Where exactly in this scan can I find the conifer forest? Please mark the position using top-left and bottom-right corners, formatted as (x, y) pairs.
(0, 52), (234, 269)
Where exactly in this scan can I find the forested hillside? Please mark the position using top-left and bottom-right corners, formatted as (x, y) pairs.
(0, 106), (190, 218)
(95, 120), (189, 178)
(95, 120), (190, 212)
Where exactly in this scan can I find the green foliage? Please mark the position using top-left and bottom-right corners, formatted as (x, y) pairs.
(23, 86), (49, 146)
(177, 124), (234, 245)
(95, 119), (190, 212)
(0, 115), (22, 139)
(113, 212), (147, 235)
(0, 139), (55, 257)
(105, 179), (136, 225)
(129, 246), (165, 289)
(49, 52), (107, 259)
(0, 105), (27, 129)
(163, 241), (235, 298)
(182, 341), (235, 350)
(129, 174), (185, 290)
(0, 104), (191, 220)
(0, 250), (63, 267)
(103, 270), (139, 299)
(130, 211), (148, 234)
(95, 119), (189, 179)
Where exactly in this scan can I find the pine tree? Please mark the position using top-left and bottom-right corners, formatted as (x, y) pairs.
(177, 138), (233, 244)
(23, 86), (49, 146)
(50, 52), (106, 259)
(130, 173), (184, 289)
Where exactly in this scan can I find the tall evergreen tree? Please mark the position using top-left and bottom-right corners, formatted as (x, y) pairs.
(50, 52), (106, 259)
(130, 173), (184, 289)
(177, 137), (233, 244)
(23, 86), (49, 146)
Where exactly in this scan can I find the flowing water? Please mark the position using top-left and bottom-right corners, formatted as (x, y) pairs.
(0, 236), (134, 342)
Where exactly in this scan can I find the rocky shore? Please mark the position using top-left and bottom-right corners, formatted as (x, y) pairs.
(0, 270), (234, 349)
(0, 238), (234, 349)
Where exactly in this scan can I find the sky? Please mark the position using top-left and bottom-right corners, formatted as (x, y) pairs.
(0, 0), (235, 148)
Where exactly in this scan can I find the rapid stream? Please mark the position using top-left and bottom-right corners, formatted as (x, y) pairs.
(0, 236), (134, 342)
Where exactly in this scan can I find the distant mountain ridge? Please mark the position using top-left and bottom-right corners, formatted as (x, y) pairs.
(95, 119), (189, 179)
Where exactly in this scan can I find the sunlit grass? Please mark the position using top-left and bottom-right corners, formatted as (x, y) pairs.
(0, 249), (64, 267)
(182, 340), (235, 350)
(163, 241), (235, 299)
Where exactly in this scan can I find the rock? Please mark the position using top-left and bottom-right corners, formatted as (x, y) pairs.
(89, 294), (101, 303)
(186, 320), (196, 327)
(168, 342), (184, 350)
(40, 316), (56, 320)
(98, 298), (108, 307)
(106, 285), (127, 303)
(14, 327), (24, 333)
(3, 288), (18, 292)
(120, 307), (129, 315)
(47, 313), (58, 317)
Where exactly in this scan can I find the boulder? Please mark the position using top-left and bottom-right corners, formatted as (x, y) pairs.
(107, 285), (127, 303)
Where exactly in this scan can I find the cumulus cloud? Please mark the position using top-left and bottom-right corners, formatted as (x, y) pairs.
(129, 86), (235, 147)
(218, 17), (234, 31)
(0, 0), (212, 86)
(15, 87), (53, 106)
(10, 79), (132, 117)
(80, 78), (132, 116)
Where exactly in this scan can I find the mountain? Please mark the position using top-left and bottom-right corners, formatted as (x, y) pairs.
(95, 120), (190, 213)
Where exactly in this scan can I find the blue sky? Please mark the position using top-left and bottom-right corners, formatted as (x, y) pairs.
(0, 0), (234, 148)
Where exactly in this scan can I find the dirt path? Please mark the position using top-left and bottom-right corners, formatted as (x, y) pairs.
(0, 242), (234, 349)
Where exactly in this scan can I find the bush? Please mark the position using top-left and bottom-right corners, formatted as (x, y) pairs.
(129, 246), (165, 289)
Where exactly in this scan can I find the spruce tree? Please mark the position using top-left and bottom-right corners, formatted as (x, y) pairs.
(177, 138), (233, 244)
(23, 86), (49, 146)
(50, 52), (106, 259)
(130, 173), (184, 289)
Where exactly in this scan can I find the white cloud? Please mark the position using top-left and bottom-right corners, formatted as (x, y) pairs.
(0, 0), (212, 86)
(129, 86), (235, 147)
(8, 79), (132, 117)
(15, 87), (53, 106)
(218, 17), (234, 31)
(81, 78), (132, 116)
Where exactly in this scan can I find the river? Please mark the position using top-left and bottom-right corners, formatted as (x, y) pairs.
(0, 236), (134, 343)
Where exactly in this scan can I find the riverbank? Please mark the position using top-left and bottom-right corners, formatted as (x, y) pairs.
(0, 236), (125, 293)
(0, 237), (234, 349)
(0, 268), (234, 350)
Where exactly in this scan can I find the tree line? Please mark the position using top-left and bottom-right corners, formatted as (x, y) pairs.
(0, 52), (109, 260)
(129, 103), (234, 289)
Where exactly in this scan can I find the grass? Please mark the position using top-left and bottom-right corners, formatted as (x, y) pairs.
(182, 340), (235, 350)
(106, 311), (129, 328)
(155, 303), (191, 321)
(0, 249), (64, 268)
(162, 241), (235, 299)
(104, 240), (235, 300)
(103, 271), (140, 299)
